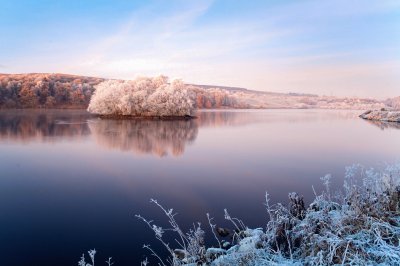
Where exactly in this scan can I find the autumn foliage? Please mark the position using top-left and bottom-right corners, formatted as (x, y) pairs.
(0, 73), (103, 108)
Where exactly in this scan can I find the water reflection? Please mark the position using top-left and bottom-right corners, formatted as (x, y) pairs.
(364, 119), (400, 130)
(197, 109), (360, 126)
(89, 118), (198, 157)
(2, 109), (394, 158)
(0, 110), (91, 142)
(0, 110), (261, 156)
(0, 110), (254, 155)
(196, 111), (257, 127)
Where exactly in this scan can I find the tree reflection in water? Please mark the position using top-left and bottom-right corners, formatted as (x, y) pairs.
(0, 110), (92, 142)
(89, 118), (198, 157)
(0, 109), (257, 157)
(364, 119), (400, 130)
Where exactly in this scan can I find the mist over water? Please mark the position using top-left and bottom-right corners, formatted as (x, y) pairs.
(0, 109), (399, 265)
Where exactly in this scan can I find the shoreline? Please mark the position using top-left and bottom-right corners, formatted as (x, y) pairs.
(96, 114), (197, 120)
(360, 109), (400, 123)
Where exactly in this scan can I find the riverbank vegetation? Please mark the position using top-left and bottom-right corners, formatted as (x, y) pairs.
(360, 109), (400, 123)
(133, 163), (400, 265)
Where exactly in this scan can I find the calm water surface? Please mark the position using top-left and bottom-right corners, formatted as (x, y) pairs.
(0, 109), (399, 265)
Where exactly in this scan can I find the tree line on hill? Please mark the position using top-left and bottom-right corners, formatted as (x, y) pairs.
(0, 73), (243, 109)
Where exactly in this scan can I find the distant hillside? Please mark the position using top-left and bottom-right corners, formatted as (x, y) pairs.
(0, 73), (394, 110)
(385, 96), (400, 110)
(195, 84), (318, 97)
(193, 84), (250, 93)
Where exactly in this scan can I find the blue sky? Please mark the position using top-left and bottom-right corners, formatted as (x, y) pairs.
(0, 0), (399, 98)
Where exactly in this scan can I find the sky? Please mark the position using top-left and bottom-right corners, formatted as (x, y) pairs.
(0, 0), (399, 98)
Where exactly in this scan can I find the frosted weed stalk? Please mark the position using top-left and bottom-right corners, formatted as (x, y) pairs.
(78, 249), (114, 266)
(134, 198), (208, 265)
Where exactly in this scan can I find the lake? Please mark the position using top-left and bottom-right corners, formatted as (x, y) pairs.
(0, 109), (399, 265)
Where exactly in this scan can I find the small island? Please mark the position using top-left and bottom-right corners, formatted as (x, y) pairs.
(87, 76), (196, 119)
(360, 109), (400, 122)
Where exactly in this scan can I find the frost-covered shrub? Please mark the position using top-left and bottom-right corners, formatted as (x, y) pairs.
(136, 163), (400, 265)
(87, 76), (195, 117)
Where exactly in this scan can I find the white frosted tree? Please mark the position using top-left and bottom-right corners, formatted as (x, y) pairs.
(87, 76), (195, 117)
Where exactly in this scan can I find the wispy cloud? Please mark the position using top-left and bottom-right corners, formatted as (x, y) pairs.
(70, 1), (301, 80)
(75, 1), (214, 74)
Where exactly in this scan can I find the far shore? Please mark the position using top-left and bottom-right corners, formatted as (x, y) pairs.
(97, 114), (196, 120)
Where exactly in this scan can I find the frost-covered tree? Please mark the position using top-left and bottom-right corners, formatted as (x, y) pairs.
(87, 76), (195, 117)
